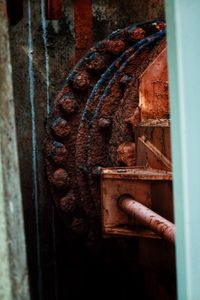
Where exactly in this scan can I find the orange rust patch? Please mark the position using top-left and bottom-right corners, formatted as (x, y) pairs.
(139, 47), (169, 120)
(74, 0), (93, 62)
(46, 0), (64, 20)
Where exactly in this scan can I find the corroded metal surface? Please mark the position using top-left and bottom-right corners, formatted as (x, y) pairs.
(44, 17), (176, 299)
(45, 20), (167, 244)
(139, 47), (169, 120)
(45, 20), (167, 245)
(74, 0), (93, 61)
(8, 0), (166, 298)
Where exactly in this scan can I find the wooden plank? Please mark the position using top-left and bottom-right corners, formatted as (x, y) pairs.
(0, 3), (30, 299)
(136, 123), (171, 161)
(101, 167), (172, 180)
(137, 135), (172, 171)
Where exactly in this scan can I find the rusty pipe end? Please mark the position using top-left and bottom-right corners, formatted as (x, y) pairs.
(118, 194), (134, 209)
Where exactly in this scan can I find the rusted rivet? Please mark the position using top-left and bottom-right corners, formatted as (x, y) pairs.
(155, 21), (166, 31)
(51, 168), (70, 189)
(51, 117), (71, 138)
(105, 39), (125, 55)
(120, 74), (132, 86)
(131, 27), (145, 40)
(98, 117), (112, 129)
(50, 141), (68, 165)
(92, 165), (102, 176)
(72, 71), (90, 90)
(59, 192), (76, 214)
(61, 97), (78, 114)
(125, 107), (141, 127)
(86, 53), (108, 71)
(117, 142), (136, 167)
(70, 218), (87, 235)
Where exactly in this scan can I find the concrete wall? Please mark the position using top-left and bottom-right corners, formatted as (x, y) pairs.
(9, 1), (164, 299)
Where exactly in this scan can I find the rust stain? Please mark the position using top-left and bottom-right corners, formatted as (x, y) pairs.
(46, 0), (64, 20)
(117, 142), (136, 167)
(74, 0), (93, 62)
(139, 46), (169, 120)
(0, 1), (8, 18)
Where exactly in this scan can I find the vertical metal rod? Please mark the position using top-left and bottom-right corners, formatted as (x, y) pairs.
(119, 196), (175, 244)
(0, 2), (30, 299)
(27, 1), (43, 298)
(165, 0), (200, 299)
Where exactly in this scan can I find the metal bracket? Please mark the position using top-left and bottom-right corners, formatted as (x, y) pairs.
(101, 167), (172, 239)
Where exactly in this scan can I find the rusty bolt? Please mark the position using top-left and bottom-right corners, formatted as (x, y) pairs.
(120, 74), (132, 86)
(72, 71), (90, 90)
(98, 117), (112, 129)
(51, 117), (71, 138)
(50, 141), (68, 165)
(155, 21), (166, 31)
(125, 107), (141, 127)
(86, 53), (107, 71)
(131, 27), (145, 40)
(105, 39), (125, 55)
(61, 97), (78, 114)
(92, 165), (102, 177)
(70, 218), (87, 235)
(51, 168), (70, 189)
(117, 142), (136, 167)
(59, 192), (76, 214)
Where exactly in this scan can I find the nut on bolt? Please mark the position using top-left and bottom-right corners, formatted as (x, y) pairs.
(72, 71), (90, 90)
(155, 21), (166, 31)
(131, 27), (145, 40)
(61, 97), (78, 114)
(86, 52), (108, 71)
(50, 141), (68, 165)
(98, 117), (112, 129)
(59, 192), (76, 214)
(70, 218), (87, 235)
(92, 165), (102, 176)
(51, 168), (70, 189)
(117, 142), (136, 167)
(125, 107), (141, 127)
(51, 117), (71, 138)
(105, 39), (125, 55)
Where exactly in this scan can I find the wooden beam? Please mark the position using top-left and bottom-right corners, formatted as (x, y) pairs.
(137, 136), (172, 171)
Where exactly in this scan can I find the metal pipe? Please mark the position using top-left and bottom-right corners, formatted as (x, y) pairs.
(118, 195), (175, 244)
